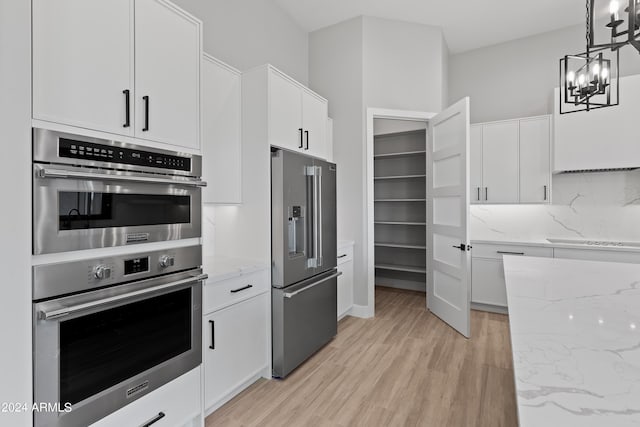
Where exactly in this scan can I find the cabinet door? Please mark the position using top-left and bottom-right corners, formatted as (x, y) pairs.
(135, 0), (201, 149)
(520, 116), (550, 203)
(203, 293), (268, 413)
(471, 258), (507, 307)
(302, 90), (328, 159)
(470, 125), (483, 204)
(202, 56), (241, 204)
(269, 71), (303, 152)
(337, 260), (353, 319)
(482, 121), (519, 203)
(33, 0), (134, 136)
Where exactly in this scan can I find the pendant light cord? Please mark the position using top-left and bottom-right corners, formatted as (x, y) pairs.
(586, 0), (591, 55)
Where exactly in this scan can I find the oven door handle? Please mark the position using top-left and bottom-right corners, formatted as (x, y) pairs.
(36, 166), (208, 187)
(39, 274), (208, 321)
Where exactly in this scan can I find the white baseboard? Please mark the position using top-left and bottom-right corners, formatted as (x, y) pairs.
(337, 305), (353, 321)
(204, 366), (268, 417)
(349, 304), (374, 318)
(471, 302), (508, 315)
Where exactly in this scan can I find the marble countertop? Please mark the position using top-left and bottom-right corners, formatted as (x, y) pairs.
(202, 255), (270, 284)
(504, 255), (640, 426)
(471, 238), (640, 253)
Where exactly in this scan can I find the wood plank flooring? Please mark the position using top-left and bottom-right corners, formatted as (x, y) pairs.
(205, 286), (518, 427)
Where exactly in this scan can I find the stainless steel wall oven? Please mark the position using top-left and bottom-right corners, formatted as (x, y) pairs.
(32, 128), (205, 255)
(32, 245), (205, 427)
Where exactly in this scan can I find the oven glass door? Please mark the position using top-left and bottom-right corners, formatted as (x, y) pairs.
(59, 287), (192, 405)
(58, 192), (190, 231)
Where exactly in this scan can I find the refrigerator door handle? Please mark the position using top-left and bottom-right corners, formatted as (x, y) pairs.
(283, 271), (342, 298)
(305, 165), (318, 268)
(316, 166), (323, 268)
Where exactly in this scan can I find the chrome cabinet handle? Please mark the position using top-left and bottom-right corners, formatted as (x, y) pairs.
(305, 130), (310, 150)
(544, 185), (548, 201)
(142, 95), (150, 132)
(284, 271), (342, 299)
(337, 254), (347, 259)
(477, 187), (480, 201)
(123, 89), (131, 128)
(39, 274), (208, 320)
(299, 128), (304, 148)
(497, 251), (525, 255)
(36, 166), (207, 187)
(485, 187), (488, 201)
(140, 412), (165, 427)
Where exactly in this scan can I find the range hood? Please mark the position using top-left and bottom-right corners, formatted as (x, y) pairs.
(553, 74), (640, 173)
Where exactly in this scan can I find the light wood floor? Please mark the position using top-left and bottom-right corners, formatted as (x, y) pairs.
(205, 287), (518, 427)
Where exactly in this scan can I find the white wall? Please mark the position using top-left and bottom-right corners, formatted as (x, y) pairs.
(172, 0), (309, 84)
(471, 170), (640, 242)
(0, 0), (32, 424)
(363, 16), (446, 113)
(309, 17), (366, 303)
(449, 22), (640, 123)
(310, 16), (446, 307)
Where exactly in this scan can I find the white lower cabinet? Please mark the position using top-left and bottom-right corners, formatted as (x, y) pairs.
(203, 274), (269, 415)
(337, 243), (354, 319)
(90, 367), (201, 427)
(471, 243), (553, 309)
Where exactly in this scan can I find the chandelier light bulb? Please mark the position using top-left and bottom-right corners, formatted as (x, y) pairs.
(578, 73), (586, 86)
(566, 70), (576, 84)
(592, 63), (601, 76)
(610, 0), (620, 18)
(601, 67), (609, 80)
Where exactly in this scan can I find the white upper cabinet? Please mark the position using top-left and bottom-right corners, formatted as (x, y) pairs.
(482, 121), (519, 203)
(33, 0), (134, 136)
(269, 71), (304, 152)
(519, 116), (550, 203)
(265, 67), (328, 158)
(134, 0), (201, 149)
(301, 90), (328, 159)
(470, 125), (483, 203)
(554, 74), (640, 172)
(32, 0), (202, 151)
(201, 54), (242, 204)
(471, 115), (550, 204)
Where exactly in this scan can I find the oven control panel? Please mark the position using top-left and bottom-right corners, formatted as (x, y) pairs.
(125, 257), (150, 275)
(58, 137), (191, 172)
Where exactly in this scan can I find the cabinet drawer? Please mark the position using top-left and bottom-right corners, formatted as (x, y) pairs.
(472, 243), (552, 260)
(554, 248), (640, 264)
(471, 258), (507, 307)
(204, 269), (269, 314)
(337, 245), (354, 265)
(90, 367), (200, 427)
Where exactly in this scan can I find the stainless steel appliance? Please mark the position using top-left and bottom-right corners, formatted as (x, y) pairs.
(271, 148), (338, 378)
(33, 245), (206, 427)
(32, 128), (205, 255)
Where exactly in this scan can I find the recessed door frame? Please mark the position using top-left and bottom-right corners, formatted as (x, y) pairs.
(365, 108), (436, 317)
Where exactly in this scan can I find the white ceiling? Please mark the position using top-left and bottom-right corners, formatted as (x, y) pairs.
(274, 0), (589, 53)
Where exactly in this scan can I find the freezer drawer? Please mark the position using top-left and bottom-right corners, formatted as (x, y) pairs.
(272, 269), (339, 378)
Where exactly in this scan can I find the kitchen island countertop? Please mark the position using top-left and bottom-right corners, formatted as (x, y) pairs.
(504, 255), (640, 427)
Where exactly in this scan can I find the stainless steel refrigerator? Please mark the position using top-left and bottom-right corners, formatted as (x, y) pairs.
(271, 148), (338, 378)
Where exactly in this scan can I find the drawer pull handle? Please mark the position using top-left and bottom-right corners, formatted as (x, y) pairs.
(230, 284), (253, 293)
(337, 254), (348, 259)
(496, 251), (525, 255)
(141, 412), (165, 427)
(209, 320), (215, 350)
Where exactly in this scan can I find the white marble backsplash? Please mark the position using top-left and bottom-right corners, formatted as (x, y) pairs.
(472, 170), (640, 242)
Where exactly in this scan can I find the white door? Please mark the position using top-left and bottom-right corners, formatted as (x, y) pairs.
(427, 98), (471, 338)
(519, 116), (550, 203)
(269, 70), (303, 152)
(482, 121), (519, 203)
(135, 0), (201, 149)
(470, 124), (483, 203)
(302, 90), (328, 159)
(32, 0), (134, 136)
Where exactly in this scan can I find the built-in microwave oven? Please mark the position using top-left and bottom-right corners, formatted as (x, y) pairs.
(32, 128), (206, 255)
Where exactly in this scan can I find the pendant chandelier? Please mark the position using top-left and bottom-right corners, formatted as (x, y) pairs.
(590, 0), (640, 53)
(559, 0), (620, 114)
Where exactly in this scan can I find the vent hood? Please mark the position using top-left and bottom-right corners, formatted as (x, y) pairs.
(553, 74), (640, 173)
